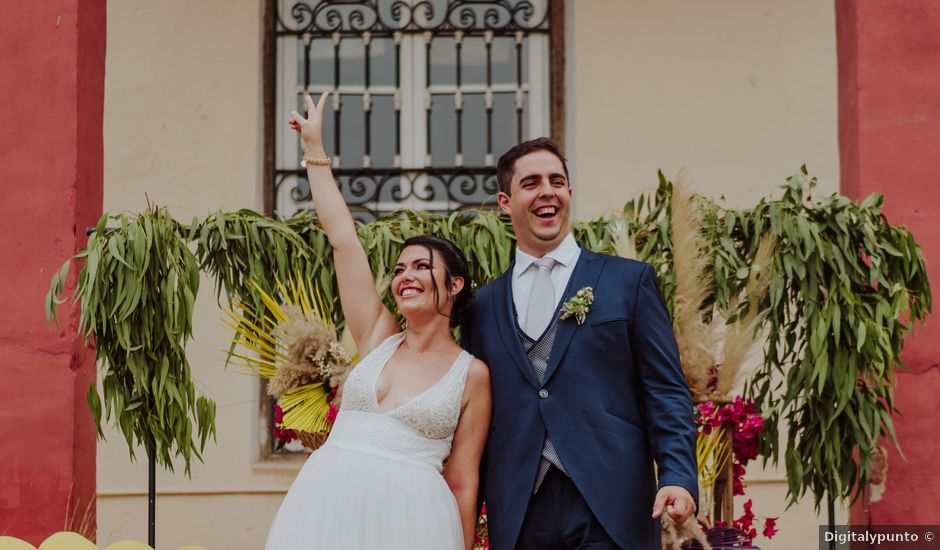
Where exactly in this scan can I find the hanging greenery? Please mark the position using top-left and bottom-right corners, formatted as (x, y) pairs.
(46, 207), (216, 475)
(47, 169), (930, 509)
(196, 208), (519, 333)
(725, 170), (931, 508)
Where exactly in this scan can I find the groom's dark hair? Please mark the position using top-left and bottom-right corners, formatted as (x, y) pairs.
(496, 137), (569, 195)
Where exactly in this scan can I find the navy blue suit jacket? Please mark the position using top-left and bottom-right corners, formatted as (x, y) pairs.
(462, 247), (698, 549)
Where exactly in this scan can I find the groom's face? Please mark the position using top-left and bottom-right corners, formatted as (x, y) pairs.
(497, 150), (572, 257)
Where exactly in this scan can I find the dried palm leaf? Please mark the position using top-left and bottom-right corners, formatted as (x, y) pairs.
(280, 382), (333, 434)
(697, 427), (732, 489)
(225, 273), (347, 446)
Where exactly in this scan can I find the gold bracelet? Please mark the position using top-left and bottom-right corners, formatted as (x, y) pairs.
(301, 155), (332, 167)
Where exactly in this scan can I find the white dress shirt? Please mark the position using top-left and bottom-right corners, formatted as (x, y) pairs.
(511, 233), (582, 329)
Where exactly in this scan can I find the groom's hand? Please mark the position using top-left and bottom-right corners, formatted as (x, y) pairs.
(651, 486), (696, 524)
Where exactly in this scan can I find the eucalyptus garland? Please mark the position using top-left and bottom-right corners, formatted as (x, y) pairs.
(196, 207), (519, 335)
(726, 171), (931, 508)
(46, 207), (216, 475)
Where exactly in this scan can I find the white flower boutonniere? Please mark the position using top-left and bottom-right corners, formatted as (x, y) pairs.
(558, 287), (594, 325)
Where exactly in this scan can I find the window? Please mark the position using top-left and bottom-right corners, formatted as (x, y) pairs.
(259, 0), (562, 456)
(264, 0), (561, 221)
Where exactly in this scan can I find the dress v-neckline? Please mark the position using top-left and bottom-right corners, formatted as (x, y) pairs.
(372, 332), (466, 415)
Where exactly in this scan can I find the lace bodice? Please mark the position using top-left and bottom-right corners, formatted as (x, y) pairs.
(323, 332), (473, 472)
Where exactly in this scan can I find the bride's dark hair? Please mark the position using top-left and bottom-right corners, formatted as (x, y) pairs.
(401, 235), (474, 328)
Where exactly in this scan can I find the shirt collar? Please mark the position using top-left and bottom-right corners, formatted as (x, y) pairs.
(513, 233), (580, 275)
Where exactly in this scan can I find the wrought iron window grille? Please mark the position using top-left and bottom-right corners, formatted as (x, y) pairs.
(267, 0), (554, 222)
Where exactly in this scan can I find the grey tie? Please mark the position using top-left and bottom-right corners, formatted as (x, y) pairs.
(524, 257), (556, 338)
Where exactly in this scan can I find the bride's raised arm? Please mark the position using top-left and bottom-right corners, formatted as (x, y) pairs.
(290, 93), (399, 356)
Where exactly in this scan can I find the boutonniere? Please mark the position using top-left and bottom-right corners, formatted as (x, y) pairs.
(558, 287), (594, 325)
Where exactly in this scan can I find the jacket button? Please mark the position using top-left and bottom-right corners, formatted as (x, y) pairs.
(539, 389), (549, 399)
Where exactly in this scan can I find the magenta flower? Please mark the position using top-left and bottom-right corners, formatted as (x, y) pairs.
(696, 396), (777, 538)
(763, 517), (778, 538)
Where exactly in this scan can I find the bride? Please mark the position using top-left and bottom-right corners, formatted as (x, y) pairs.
(265, 92), (491, 550)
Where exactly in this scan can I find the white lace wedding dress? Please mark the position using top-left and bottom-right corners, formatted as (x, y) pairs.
(265, 331), (473, 549)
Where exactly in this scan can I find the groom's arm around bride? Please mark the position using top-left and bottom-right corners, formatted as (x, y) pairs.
(463, 138), (697, 549)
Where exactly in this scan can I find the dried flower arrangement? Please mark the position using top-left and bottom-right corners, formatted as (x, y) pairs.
(225, 276), (354, 450)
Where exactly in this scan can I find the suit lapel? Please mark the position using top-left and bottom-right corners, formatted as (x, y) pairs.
(493, 265), (540, 389)
(542, 248), (604, 385)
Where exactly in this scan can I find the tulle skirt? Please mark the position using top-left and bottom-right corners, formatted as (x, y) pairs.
(265, 444), (464, 549)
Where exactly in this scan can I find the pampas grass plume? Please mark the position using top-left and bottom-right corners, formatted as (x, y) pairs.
(670, 176), (715, 400)
(609, 214), (638, 260)
(268, 304), (344, 397)
(661, 514), (711, 550)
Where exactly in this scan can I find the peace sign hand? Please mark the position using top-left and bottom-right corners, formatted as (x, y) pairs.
(289, 92), (329, 155)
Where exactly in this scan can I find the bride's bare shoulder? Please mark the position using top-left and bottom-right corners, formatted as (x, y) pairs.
(465, 358), (491, 394)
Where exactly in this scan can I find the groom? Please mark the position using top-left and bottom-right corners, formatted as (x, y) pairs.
(462, 138), (698, 549)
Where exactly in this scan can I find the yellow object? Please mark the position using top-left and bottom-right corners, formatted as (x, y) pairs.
(102, 542), (153, 550)
(281, 381), (332, 433)
(37, 532), (98, 550)
(0, 536), (38, 550)
(0, 536), (207, 550)
(225, 274), (339, 434)
(697, 426), (732, 489)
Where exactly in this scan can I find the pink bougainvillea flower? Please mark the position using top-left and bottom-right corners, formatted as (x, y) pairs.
(732, 462), (747, 495)
(697, 399), (779, 539)
(763, 517), (778, 538)
(270, 423), (296, 444)
(270, 403), (297, 444)
(732, 499), (756, 534)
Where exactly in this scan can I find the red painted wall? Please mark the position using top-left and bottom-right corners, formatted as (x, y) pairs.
(0, 0), (105, 543)
(837, 0), (940, 525)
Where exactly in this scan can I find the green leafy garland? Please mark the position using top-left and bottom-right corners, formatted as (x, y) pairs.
(47, 172), (930, 507)
(47, 207), (216, 475)
(728, 172), (931, 508)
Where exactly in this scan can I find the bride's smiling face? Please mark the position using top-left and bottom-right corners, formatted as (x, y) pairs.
(391, 245), (456, 321)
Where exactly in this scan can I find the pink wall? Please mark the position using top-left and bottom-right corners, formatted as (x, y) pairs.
(0, 0), (105, 543)
(837, 0), (940, 525)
